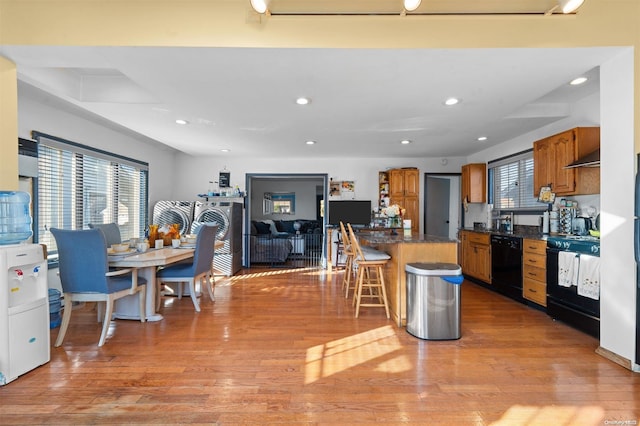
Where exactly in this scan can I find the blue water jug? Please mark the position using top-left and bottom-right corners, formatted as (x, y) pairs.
(0, 191), (33, 245)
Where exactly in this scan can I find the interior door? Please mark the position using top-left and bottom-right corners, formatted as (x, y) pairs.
(424, 174), (461, 239)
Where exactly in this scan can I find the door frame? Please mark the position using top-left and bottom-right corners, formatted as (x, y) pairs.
(423, 173), (462, 239)
(245, 173), (329, 268)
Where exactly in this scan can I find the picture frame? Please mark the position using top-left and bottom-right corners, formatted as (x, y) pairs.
(538, 186), (555, 203)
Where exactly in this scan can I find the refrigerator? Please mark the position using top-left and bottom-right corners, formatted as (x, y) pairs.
(0, 244), (50, 385)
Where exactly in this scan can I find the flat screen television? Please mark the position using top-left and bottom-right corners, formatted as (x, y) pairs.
(328, 200), (372, 227)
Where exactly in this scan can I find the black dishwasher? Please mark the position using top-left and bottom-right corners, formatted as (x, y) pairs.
(491, 235), (523, 301)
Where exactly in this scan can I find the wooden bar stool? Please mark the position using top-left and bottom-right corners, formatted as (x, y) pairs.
(339, 222), (356, 298)
(347, 223), (390, 318)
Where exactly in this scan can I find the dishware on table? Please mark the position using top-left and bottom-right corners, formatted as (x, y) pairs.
(155, 239), (164, 249)
(111, 243), (129, 253)
(136, 242), (149, 253)
(129, 237), (139, 248)
(185, 234), (197, 245)
(172, 239), (181, 248)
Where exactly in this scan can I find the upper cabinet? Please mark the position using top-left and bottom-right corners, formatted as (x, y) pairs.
(461, 163), (487, 203)
(385, 168), (419, 233)
(533, 127), (600, 196)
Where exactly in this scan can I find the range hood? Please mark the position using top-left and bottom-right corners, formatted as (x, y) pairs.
(564, 149), (600, 168)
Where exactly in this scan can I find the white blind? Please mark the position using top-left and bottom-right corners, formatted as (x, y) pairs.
(489, 150), (541, 211)
(34, 132), (148, 257)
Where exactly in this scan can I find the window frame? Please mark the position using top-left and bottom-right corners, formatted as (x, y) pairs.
(32, 131), (149, 267)
(488, 148), (547, 214)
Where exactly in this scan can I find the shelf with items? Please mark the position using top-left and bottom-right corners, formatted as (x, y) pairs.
(378, 171), (390, 208)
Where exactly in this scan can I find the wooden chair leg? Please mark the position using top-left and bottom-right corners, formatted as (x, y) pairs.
(189, 279), (201, 312)
(54, 297), (73, 347)
(99, 298), (115, 347)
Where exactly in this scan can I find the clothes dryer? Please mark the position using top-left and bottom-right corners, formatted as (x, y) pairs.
(152, 201), (195, 236)
(192, 198), (243, 276)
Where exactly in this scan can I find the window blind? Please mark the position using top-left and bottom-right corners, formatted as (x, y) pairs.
(33, 132), (148, 260)
(489, 149), (541, 211)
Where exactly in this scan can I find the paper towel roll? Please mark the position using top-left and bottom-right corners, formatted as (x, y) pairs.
(542, 211), (550, 234)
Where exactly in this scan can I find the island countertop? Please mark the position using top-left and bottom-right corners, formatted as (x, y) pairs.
(357, 233), (457, 244)
(357, 232), (459, 327)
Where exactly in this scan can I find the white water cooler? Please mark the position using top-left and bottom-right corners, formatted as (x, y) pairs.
(0, 244), (50, 385)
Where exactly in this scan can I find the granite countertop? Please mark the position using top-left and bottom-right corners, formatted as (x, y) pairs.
(459, 227), (546, 240)
(357, 233), (457, 244)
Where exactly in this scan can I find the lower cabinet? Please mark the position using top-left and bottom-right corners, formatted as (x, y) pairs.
(522, 239), (547, 306)
(460, 230), (491, 283)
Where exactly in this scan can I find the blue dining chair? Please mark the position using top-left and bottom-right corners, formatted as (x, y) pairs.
(88, 222), (122, 246)
(51, 228), (147, 347)
(156, 224), (218, 312)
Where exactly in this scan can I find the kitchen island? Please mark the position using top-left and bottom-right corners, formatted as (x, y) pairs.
(358, 232), (458, 327)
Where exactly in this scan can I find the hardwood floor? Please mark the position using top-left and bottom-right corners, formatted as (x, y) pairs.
(1, 267), (638, 425)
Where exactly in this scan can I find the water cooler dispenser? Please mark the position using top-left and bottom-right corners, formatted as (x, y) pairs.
(0, 191), (50, 385)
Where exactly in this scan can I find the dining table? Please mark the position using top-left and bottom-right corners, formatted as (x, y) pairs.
(109, 246), (195, 322)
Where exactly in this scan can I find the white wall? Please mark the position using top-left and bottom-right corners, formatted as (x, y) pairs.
(599, 49), (636, 366)
(171, 155), (468, 234)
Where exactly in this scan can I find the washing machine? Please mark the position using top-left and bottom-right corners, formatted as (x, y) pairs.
(192, 198), (243, 276)
(152, 201), (195, 236)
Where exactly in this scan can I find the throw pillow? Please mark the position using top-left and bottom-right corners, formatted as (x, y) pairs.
(253, 221), (271, 235)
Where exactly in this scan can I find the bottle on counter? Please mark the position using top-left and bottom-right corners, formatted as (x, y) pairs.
(542, 211), (550, 234)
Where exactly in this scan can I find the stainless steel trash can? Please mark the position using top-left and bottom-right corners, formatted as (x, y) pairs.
(405, 262), (463, 340)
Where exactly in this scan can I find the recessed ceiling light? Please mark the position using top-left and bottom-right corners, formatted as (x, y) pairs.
(305, 140), (316, 145)
(296, 97), (310, 105)
(477, 136), (488, 141)
(444, 97), (460, 106)
(175, 119), (189, 125)
(400, 140), (412, 145)
(220, 149), (230, 153)
(570, 77), (588, 85)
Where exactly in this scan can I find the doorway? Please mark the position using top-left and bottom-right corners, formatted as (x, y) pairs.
(245, 173), (329, 269)
(424, 174), (461, 239)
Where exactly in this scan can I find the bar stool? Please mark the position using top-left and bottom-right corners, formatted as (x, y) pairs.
(339, 222), (356, 298)
(347, 223), (390, 318)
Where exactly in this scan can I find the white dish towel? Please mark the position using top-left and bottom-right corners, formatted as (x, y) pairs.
(558, 251), (579, 287)
(577, 254), (601, 300)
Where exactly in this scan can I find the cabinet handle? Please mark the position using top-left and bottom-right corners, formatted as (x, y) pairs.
(528, 259), (537, 263)
(528, 246), (537, 249)
(528, 289), (537, 293)
(528, 271), (536, 276)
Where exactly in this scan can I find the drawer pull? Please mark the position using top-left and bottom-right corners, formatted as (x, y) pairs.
(528, 272), (536, 276)
(528, 259), (537, 263)
(528, 246), (537, 249)
(528, 288), (537, 293)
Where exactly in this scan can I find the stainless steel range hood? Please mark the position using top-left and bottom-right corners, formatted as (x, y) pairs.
(564, 149), (600, 168)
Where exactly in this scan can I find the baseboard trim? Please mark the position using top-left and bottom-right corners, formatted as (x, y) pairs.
(595, 346), (634, 371)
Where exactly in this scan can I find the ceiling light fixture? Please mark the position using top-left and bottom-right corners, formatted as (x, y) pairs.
(570, 76), (588, 85)
(220, 149), (230, 153)
(558, 0), (585, 13)
(403, 0), (422, 12)
(306, 140), (316, 145)
(175, 119), (189, 125)
(296, 97), (310, 105)
(444, 97), (459, 106)
(400, 140), (412, 145)
(250, 0), (270, 14)
(477, 136), (488, 141)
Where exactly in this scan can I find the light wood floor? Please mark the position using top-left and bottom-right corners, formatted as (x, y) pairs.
(1, 267), (639, 425)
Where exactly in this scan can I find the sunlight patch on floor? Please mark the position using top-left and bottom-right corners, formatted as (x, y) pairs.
(228, 267), (318, 281)
(491, 404), (605, 426)
(304, 325), (406, 384)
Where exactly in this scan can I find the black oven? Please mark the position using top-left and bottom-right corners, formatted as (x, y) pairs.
(546, 236), (600, 338)
(491, 234), (523, 301)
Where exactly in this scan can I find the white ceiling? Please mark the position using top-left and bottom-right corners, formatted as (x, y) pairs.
(0, 45), (618, 159)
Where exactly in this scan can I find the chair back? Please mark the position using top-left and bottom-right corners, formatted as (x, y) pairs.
(88, 223), (122, 246)
(346, 223), (364, 260)
(192, 224), (218, 276)
(339, 221), (350, 246)
(51, 228), (110, 293)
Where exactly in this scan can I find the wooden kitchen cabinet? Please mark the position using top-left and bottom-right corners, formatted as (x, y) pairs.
(461, 163), (487, 203)
(522, 238), (547, 307)
(387, 168), (419, 233)
(533, 127), (600, 196)
(460, 230), (491, 283)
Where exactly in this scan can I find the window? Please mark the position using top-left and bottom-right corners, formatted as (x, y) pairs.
(33, 132), (148, 261)
(488, 149), (543, 211)
(264, 192), (295, 214)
